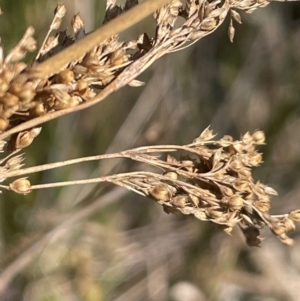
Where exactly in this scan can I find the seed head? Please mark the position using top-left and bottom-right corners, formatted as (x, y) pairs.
(9, 177), (31, 194)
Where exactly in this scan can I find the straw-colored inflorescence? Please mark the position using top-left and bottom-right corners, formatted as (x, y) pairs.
(0, 0), (298, 248)
(1, 128), (300, 246)
(0, 0), (271, 144)
(104, 128), (300, 247)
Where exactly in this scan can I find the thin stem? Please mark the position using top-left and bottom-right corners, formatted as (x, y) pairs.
(2, 145), (182, 178)
(3, 152), (123, 178)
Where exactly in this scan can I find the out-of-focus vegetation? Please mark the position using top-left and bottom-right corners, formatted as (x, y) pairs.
(1, 0), (300, 300)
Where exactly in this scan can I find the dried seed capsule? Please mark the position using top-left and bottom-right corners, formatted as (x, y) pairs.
(231, 143), (243, 153)
(242, 132), (253, 144)
(194, 210), (207, 221)
(230, 158), (244, 170)
(238, 168), (252, 180)
(0, 79), (8, 94)
(254, 199), (270, 212)
(289, 209), (300, 222)
(252, 131), (265, 144)
(2, 68), (15, 83)
(180, 207), (196, 215)
(248, 153), (263, 166)
(5, 154), (24, 170)
(9, 178), (31, 194)
(29, 127), (42, 138)
(272, 224), (286, 236)
(284, 218), (295, 232)
(163, 171), (178, 180)
(1, 92), (19, 107)
(15, 131), (33, 149)
(30, 102), (47, 116)
(13, 62), (27, 75)
(171, 195), (189, 208)
(12, 127), (42, 149)
(73, 65), (88, 75)
(278, 233), (294, 246)
(233, 179), (250, 192)
(68, 96), (82, 107)
(194, 126), (215, 142)
(200, 18), (216, 31)
(76, 78), (88, 91)
(149, 185), (171, 202)
(55, 69), (75, 84)
(110, 48), (126, 66)
(0, 117), (9, 131)
(228, 195), (244, 211)
(206, 208), (223, 218)
(220, 135), (233, 144)
(189, 194), (200, 206)
(219, 185), (234, 197)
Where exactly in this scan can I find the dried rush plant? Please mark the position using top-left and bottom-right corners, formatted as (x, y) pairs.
(0, 0), (299, 260)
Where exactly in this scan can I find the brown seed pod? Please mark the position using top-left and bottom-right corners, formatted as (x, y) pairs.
(150, 184), (172, 202)
(9, 177), (31, 194)
(289, 209), (300, 222)
(206, 207), (224, 218)
(8, 127), (42, 150)
(242, 132), (253, 144)
(1, 92), (19, 107)
(278, 233), (294, 246)
(228, 195), (244, 211)
(55, 69), (75, 84)
(229, 158), (244, 170)
(171, 195), (189, 208)
(194, 210), (207, 221)
(253, 198), (270, 212)
(5, 154), (24, 170)
(0, 117), (9, 131)
(68, 96), (82, 107)
(252, 131), (265, 144)
(233, 179), (250, 192)
(219, 185), (234, 197)
(231, 143), (243, 153)
(76, 78), (89, 91)
(248, 153), (263, 166)
(163, 171), (178, 180)
(189, 194), (200, 206)
(238, 169), (252, 181)
(30, 102), (47, 117)
(180, 206), (196, 215)
(271, 223), (286, 236)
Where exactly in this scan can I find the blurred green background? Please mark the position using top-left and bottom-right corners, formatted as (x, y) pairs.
(1, 0), (300, 300)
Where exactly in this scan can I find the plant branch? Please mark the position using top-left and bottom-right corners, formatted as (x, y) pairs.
(33, 0), (173, 78)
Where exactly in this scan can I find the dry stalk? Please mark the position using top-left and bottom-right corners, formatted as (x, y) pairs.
(1, 128), (300, 247)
